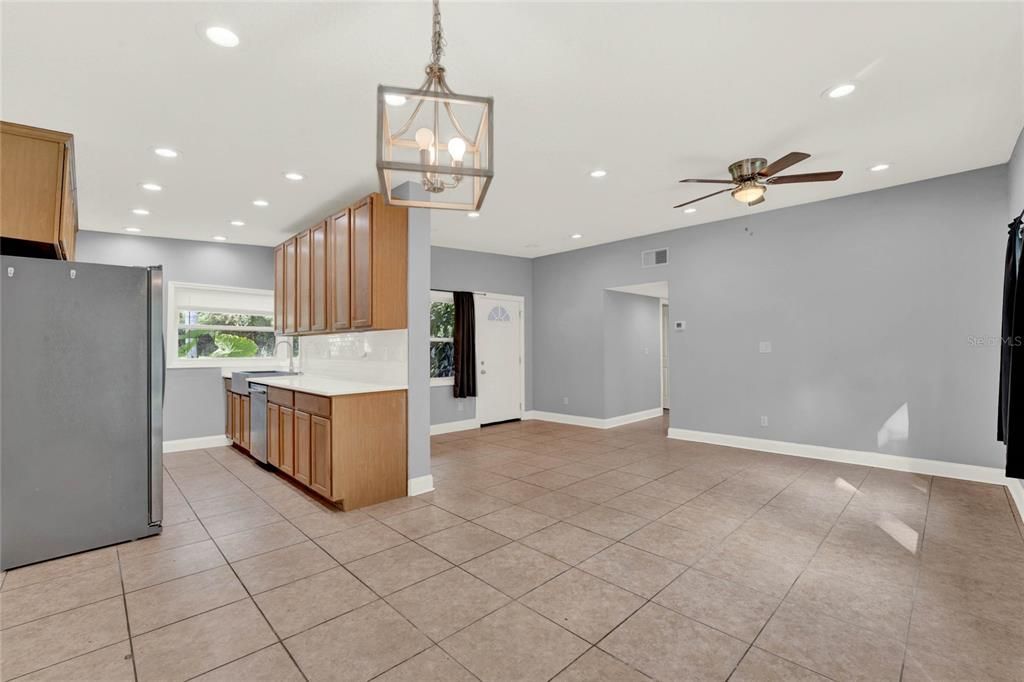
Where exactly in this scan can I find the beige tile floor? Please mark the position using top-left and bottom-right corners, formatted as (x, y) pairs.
(2, 415), (1023, 681)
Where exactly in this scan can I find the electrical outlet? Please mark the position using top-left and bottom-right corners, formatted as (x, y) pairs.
(759, 341), (772, 353)
(760, 415), (768, 427)
(563, 397), (569, 405)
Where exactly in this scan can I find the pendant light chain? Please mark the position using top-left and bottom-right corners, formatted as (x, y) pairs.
(430, 0), (446, 68)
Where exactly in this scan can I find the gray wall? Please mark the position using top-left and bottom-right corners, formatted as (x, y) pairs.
(406, 210), (432, 480)
(603, 291), (662, 418)
(429, 246), (533, 425)
(76, 231), (274, 441)
(533, 165), (1009, 468)
(1011, 127), (1024, 219)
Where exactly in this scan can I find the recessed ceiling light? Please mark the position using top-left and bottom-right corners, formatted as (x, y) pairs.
(252, 199), (269, 207)
(283, 172), (304, 181)
(153, 147), (179, 158)
(870, 163), (890, 172)
(212, 235), (228, 241)
(132, 208), (150, 216)
(140, 183), (162, 192)
(467, 212), (480, 218)
(124, 227), (141, 233)
(205, 26), (240, 48)
(384, 94), (407, 106)
(826, 83), (856, 99)
(230, 220), (245, 226)
(683, 207), (697, 214)
(589, 170), (607, 178)
(571, 233), (583, 239)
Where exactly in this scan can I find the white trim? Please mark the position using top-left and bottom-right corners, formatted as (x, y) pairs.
(430, 419), (480, 435)
(667, 428), (1024, 518)
(408, 474), (435, 496)
(164, 435), (231, 453)
(524, 407), (663, 430)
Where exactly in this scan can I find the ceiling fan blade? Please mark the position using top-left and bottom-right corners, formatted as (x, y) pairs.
(747, 196), (766, 207)
(758, 152), (811, 177)
(679, 178), (735, 184)
(768, 171), (843, 184)
(674, 187), (732, 209)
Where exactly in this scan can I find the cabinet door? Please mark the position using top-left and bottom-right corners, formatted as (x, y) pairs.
(350, 198), (373, 329)
(58, 144), (77, 260)
(267, 403), (280, 467)
(297, 230), (311, 333)
(311, 221), (328, 332)
(230, 393), (241, 444)
(225, 389), (232, 438)
(274, 245), (285, 333)
(280, 407), (295, 475)
(310, 415), (331, 497)
(284, 237), (298, 334)
(294, 410), (312, 486)
(240, 396), (251, 450)
(329, 210), (351, 331)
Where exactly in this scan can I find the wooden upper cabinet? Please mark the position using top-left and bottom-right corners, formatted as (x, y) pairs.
(273, 245), (285, 334)
(0, 121), (78, 260)
(310, 221), (328, 332)
(297, 230), (312, 333)
(275, 192), (406, 336)
(350, 198), (373, 329)
(283, 237), (298, 334)
(328, 210), (351, 331)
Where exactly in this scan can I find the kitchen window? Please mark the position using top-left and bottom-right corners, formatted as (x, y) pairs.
(430, 290), (455, 386)
(167, 282), (292, 368)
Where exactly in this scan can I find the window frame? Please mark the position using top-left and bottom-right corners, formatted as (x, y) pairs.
(429, 290), (455, 386)
(165, 281), (287, 369)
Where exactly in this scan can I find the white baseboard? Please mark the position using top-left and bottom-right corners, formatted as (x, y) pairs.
(667, 428), (1024, 518)
(524, 407), (663, 430)
(430, 419), (480, 436)
(408, 474), (435, 496)
(164, 435), (231, 453)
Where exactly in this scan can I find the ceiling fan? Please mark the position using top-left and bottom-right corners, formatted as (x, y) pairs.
(675, 152), (843, 209)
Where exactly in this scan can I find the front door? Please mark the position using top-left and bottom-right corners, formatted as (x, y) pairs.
(475, 296), (523, 425)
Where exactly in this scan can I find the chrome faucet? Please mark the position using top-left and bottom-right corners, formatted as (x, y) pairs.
(275, 339), (295, 373)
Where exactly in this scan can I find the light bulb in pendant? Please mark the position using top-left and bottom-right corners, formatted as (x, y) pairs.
(415, 128), (434, 151)
(448, 137), (466, 163)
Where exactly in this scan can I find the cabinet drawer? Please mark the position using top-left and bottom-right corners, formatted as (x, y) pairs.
(295, 391), (330, 417)
(268, 387), (294, 407)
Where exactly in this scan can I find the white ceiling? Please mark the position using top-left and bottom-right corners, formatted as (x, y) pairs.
(608, 281), (668, 300)
(3, 2), (1022, 257)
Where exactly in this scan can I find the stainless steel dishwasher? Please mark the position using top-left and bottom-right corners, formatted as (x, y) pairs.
(248, 383), (269, 464)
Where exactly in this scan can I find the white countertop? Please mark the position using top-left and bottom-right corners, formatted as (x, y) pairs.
(246, 374), (407, 397)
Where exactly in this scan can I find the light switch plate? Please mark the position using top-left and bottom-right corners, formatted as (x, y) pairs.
(759, 341), (772, 353)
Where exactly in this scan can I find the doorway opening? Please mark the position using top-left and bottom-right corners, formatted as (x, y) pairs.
(605, 281), (669, 422)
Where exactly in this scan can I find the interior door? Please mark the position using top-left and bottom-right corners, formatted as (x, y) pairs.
(475, 296), (523, 425)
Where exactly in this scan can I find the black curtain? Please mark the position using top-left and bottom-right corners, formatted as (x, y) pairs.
(453, 291), (477, 399)
(1000, 212), (1024, 479)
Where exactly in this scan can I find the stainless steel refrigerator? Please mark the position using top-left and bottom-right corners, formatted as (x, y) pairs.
(1, 255), (163, 570)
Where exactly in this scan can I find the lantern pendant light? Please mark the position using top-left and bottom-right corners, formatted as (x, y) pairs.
(376, 0), (494, 211)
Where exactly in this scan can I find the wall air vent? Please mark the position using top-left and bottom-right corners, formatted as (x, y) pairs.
(641, 248), (669, 268)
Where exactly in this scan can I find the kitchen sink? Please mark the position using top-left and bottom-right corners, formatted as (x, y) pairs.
(230, 370), (299, 395)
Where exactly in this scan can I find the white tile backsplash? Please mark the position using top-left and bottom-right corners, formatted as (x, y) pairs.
(298, 329), (407, 386)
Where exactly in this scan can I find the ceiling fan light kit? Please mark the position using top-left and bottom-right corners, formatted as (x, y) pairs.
(675, 152), (843, 209)
(377, 0), (493, 211)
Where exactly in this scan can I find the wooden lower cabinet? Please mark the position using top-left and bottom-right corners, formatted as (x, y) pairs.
(279, 406), (295, 475)
(230, 393), (241, 444)
(265, 388), (406, 510)
(225, 387), (252, 452)
(310, 415), (331, 497)
(240, 395), (251, 451)
(294, 410), (312, 486)
(267, 402), (281, 467)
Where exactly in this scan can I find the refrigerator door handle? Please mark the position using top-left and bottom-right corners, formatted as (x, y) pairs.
(148, 266), (164, 526)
